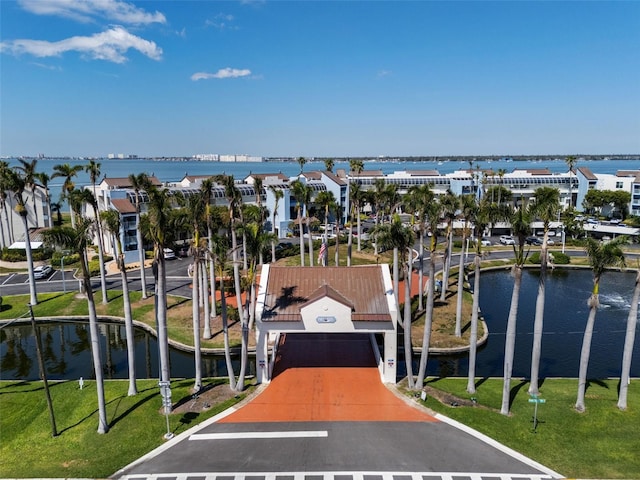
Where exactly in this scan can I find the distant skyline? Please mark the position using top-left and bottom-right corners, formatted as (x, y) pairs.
(1, 1), (639, 158)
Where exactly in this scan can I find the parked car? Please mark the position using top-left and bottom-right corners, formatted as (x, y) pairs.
(586, 218), (599, 225)
(163, 248), (176, 260)
(609, 218), (622, 225)
(478, 238), (491, 246)
(525, 236), (543, 246)
(499, 235), (515, 245)
(33, 265), (53, 279)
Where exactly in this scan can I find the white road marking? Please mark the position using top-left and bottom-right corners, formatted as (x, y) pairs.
(117, 472), (554, 480)
(189, 430), (328, 441)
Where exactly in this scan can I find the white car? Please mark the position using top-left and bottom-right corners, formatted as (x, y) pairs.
(500, 235), (515, 245)
(33, 265), (53, 279)
(163, 248), (176, 260)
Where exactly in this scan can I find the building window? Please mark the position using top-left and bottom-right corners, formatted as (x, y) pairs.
(616, 181), (623, 189)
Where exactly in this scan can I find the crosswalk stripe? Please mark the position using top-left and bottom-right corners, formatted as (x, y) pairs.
(117, 472), (555, 480)
(189, 430), (328, 440)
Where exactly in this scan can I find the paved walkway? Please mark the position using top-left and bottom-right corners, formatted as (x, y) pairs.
(220, 333), (437, 423)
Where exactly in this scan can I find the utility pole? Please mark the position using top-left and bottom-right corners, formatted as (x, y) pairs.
(28, 304), (58, 437)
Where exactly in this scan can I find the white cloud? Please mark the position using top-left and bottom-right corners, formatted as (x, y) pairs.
(205, 13), (238, 30)
(0, 26), (163, 63)
(191, 68), (252, 81)
(377, 70), (392, 77)
(18, 0), (166, 25)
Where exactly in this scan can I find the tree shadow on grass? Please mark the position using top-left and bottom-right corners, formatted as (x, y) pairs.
(108, 385), (161, 429)
(509, 379), (529, 410)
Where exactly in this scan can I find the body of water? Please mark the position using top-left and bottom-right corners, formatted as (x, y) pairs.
(5, 157), (639, 210)
(1, 269), (637, 381)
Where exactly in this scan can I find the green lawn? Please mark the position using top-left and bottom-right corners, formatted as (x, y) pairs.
(406, 377), (640, 479)
(0, 378), (249, 478)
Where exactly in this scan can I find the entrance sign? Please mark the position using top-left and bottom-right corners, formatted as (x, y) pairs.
(316, 316), (336, 324)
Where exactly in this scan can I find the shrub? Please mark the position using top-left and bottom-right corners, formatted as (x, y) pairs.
(528, 251), (571, 265)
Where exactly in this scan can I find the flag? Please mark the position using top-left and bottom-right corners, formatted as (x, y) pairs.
(318, 242), (327, 265)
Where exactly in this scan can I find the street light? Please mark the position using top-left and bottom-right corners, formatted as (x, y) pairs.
(60, 250), (71, 294)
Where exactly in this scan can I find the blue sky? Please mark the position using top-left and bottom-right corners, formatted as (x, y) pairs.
(1, 0), (639, 158)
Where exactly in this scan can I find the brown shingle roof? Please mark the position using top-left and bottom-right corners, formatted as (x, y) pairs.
(262, 266), (391, 322)
(577, 167), (597, 181)
(111, 198), (136, 214)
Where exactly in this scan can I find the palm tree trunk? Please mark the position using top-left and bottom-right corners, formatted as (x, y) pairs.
(392, 247), (399, 306)
(156, 257), (171, 391)
(21, 215), (38, 306)
(417, 233), (424, 311)
(347, 220), (353, 266)
(219, 272), (237, 390)
(576, 293), (599, 412)
(80, 255), (108, 433)
(298, 216), (305, 266)
(192, 260), (202, 391)
(118, 249), (137, 396)
(501, 265), (522, 415)
(92, 205), (108, 304)
(306, 218), (314, 267)
(529, 250), (548, 396)
(201, 263), (211, 339)
(137, 213), (148, 299)
(403, 261), (415, 389)
(416, 251), (436, 387)
(466, 257), (481, 394)
(455, 229), (467, 337)
(356, 208), (362, 252)
(232, 226), (248, 391)
(618, 269), (640, 410)
(440, 228), (453, 301)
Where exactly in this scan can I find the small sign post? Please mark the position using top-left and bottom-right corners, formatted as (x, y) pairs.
(528, 394), (546, 433)
(159, 381), (174, 440)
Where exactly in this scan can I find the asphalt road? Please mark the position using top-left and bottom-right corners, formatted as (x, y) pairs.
(114, 333), (559, 480)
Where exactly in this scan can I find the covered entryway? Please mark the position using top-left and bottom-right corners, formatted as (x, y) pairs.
(255, 265), (398, 385)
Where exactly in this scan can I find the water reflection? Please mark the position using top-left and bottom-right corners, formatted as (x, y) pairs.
(1, 269), (638, 381)
(0, 321), (253, 381)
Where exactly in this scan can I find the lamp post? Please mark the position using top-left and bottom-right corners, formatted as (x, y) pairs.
(60, 251), (69, 294)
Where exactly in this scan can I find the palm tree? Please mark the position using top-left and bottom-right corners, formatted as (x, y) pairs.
(291, 180), (311, 266)
(500, 200), (532, 415)
(215, 174), (247, 389)
(466, 198), (504, 394)
(565, 155), (577, 210)
(128, 173), (150, 299)
(439, 191), (459, 302)
(17, 159), (39, 228)
(373, 216), (415, 388)
(347, 181), (363, 265)
(43, 218), (109, 433)
(6, 169), (38, 305)
(349, 159), (364, 254)
(528, 187), (561, 396)
(143, 184), (175, 396)
(85, 160), (108, 304)
(52, 163), (83, 228)
(212, 234), (237, 391)
(415, 198), (443, 389)
(618, 265), (640, 410)
(50, 202), (63, 226)
(324, 158), (335, 172)
(406, 184), (434, 311)
(269, 186), (284, 263)
(201, 178), (218, 335)
(315, 190), (337, 266)
(455, 194), (476, 337)
(575, 237), (626, 412)
(297, 156), (307, 174)
(101, 210), (137, 396)
(181, 190), (207, 392)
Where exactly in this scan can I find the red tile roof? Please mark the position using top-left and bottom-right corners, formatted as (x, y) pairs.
(111, 198), (136, 214)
